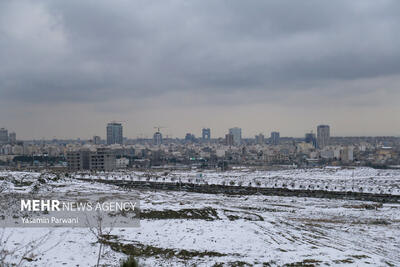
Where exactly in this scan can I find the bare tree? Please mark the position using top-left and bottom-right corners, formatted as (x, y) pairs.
(0, 229), (63, 267)
(0, 181), (65, 266)
(0, 181), (9, 194)
(87, 212), (115, 267)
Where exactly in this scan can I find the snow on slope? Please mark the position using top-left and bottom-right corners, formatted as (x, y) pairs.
(0, 169), (399, 266)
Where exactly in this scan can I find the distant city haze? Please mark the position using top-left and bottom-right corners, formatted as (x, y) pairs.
(1, 0), (400, 139)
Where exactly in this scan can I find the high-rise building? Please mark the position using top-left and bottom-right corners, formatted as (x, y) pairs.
(255, 134), (265, 145)
(153, 131), (163, 146)
(106, 122), (123, 145)
(185, 133), (196, 142)
(0, 128), (8, 144)
(270, 131), (280, 145)
(340, 146), (354, 163)
(225, 133), (234, 146)
(9, 132), (16, 145)
(317, 125), (330, 149)
(202, 128), (211, 140)
(93, 135), (101, 145)
(229, 127), (242, 146)
(305, 132), (317, 148)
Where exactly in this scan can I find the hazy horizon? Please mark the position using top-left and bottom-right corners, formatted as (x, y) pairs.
(11, 126), (400, 141)
(1, 0), (400, 139)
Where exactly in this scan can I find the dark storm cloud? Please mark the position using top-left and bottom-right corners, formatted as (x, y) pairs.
(1, 0), (400, 104)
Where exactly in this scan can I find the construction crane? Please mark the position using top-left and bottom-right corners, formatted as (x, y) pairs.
(153, 126), (165, 133)
(109, 120), (126, 124)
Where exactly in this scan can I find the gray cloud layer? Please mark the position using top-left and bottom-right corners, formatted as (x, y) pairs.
(1, 0), (400, 138)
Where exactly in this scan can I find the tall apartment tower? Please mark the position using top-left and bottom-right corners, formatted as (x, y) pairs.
(305, 132), (317, 148)
(225, 133), (234, 146)
(9, 132), (16, 145)
(153, 131), (163, 146)
(106, 122), (123, 145)
(93, 135), (101, 145)
(270, 131), (280, 145)
(255, 133), (265, 145)
(317, 125), (330, 149)
(0, 128), (8, 144)
(229, 127), (242, 146)
(202, 128), (211, 140)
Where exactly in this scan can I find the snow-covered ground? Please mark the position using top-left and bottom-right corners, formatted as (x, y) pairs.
(0, 168), (400, 266)
(75, 166), (400, 195)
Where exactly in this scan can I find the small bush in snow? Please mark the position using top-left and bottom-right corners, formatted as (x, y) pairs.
(120, 256), (138, 267)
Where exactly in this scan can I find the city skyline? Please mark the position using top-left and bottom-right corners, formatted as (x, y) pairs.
(2, 122), (400, 141)
(1, 1), (400, 139)
(1, 121), (400, 141)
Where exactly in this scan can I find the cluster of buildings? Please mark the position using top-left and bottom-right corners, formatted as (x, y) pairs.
(0, 128), (17, 145)
(1, 123), (399, 171)
(0, 128), (19, 157)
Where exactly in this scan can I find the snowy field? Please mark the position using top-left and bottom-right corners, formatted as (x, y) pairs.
(0, 168), (400, 266)
(75, 167), (400, 195)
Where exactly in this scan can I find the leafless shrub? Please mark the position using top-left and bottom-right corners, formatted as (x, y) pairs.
(87, 212), (115, 267)
(0, 182), (9, 194)
(0, 229), (63, 267)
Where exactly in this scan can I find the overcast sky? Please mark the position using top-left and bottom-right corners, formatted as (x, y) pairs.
(1, 0), (400, 139)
